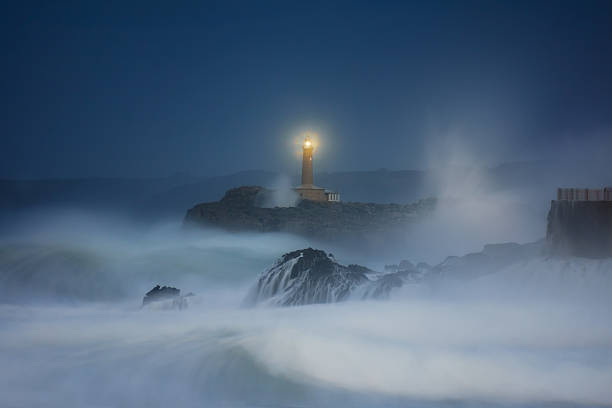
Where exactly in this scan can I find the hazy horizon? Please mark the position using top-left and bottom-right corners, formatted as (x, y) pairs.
(2, 157), (612, 182)
(3, 1), (612, 179)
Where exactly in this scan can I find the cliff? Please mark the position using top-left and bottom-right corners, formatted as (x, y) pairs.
(184, 186), (436, 239)
(546, 200), (612, 258)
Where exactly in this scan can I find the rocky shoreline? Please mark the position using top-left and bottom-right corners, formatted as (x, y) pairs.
(243, 241), (549, 307)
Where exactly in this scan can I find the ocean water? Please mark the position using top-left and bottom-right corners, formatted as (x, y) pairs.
(1, 213), (611, 407)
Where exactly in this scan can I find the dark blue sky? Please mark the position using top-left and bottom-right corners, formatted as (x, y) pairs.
(2, 0), (612, 178)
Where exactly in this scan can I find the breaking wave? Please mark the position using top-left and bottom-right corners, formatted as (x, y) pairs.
(1, 212), (612, 407)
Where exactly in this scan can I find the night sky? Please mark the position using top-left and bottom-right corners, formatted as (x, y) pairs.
(2, 1), (612, 179)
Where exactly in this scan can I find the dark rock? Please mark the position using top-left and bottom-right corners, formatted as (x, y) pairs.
(243, 248), (369, 306)
(142, 285), (189, 310)
(143, 285), (180, 305)
(244, 248), (414, 307)
(546, 200), (612, 258)
(347, 264), (372, 275)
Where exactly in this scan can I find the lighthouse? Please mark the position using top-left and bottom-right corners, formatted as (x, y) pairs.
(301, 136), (314, 186)
(293, 134), (340, 202)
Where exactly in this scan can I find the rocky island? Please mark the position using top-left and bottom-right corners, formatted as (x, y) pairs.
(184, 186), (436, 239)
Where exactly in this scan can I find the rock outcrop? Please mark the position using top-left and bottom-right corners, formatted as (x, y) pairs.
(184, 186), (435, 239)
(243, 248), (423, 307)
(245, 242), (550, 307)
(142, 285), (192, 310)
(546, 200), (612, 258)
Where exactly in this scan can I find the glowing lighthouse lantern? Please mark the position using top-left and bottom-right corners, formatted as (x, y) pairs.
(293, 134), (340, 202)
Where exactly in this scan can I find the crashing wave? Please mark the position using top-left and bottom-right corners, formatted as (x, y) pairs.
(243, 248), (419, 306)
(244, 240), (612, 307)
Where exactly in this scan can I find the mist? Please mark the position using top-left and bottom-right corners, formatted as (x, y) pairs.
(396, 142), (548, 264)
(1, 210), (611, 407)
(257, 175), (300, 208)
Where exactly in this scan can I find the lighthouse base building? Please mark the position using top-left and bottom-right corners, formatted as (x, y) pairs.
(294, 185), (340, 202)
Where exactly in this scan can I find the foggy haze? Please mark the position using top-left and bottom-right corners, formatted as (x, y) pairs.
(2, 1), (612, 407)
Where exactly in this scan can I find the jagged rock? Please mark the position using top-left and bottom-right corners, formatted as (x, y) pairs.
(142, 285), (190, 310)
(243, 249), (369, 306)
(143, 285), (179, 305)
(243, 248), (423, 307)
(184, 186), (436, 239)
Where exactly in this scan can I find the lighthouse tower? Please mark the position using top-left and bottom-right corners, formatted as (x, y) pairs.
(293, 135), (340, 202)
(301, 136), (314, 186)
